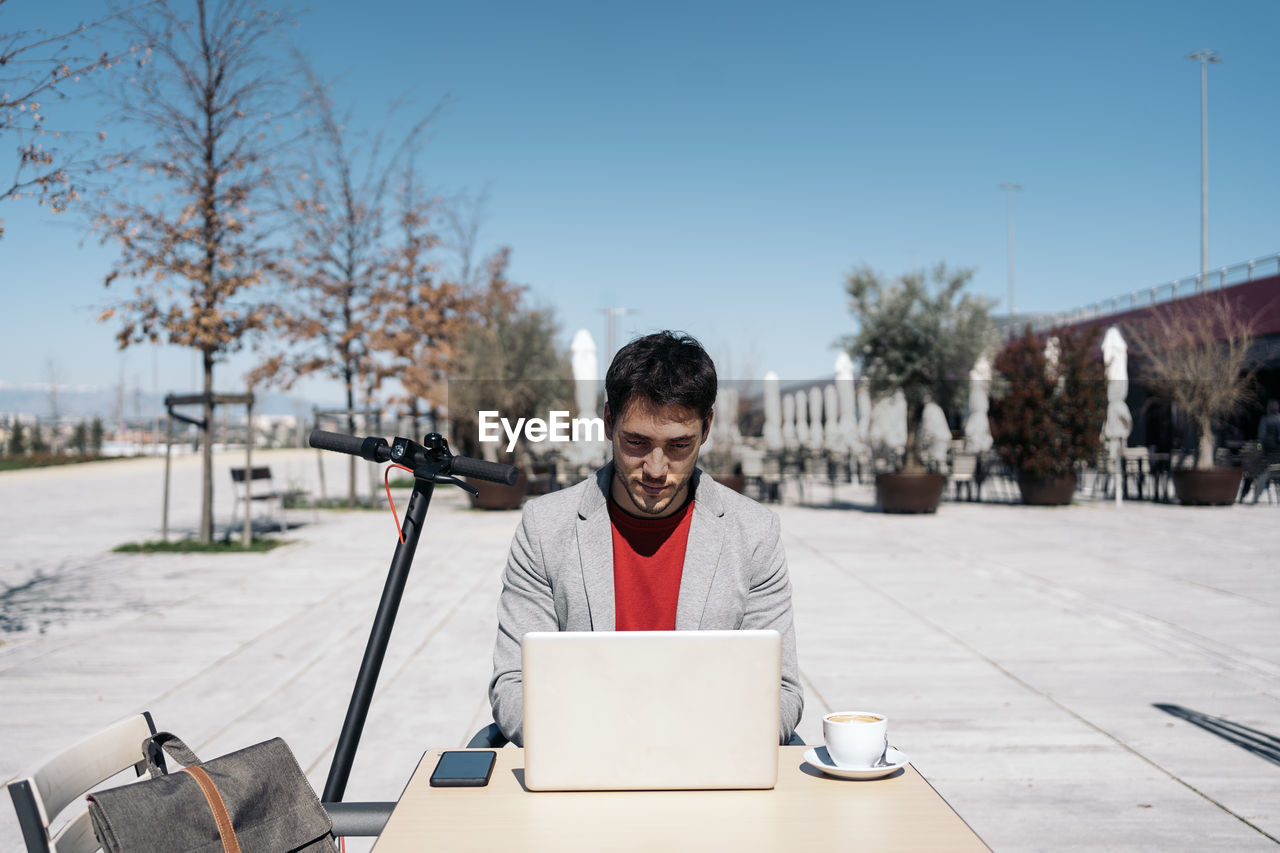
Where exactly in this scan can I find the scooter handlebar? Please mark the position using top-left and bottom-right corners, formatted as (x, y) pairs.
(309, 429), (518, 485)
(450, 454), (520, 486)
(309, 429), (364, 456)
(308, 429), (389, 462)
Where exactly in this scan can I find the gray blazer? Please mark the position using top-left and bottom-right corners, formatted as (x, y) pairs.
(488, 463), (804, 746)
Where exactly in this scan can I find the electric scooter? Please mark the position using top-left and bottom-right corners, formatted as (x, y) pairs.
(308, 429), (518, 836)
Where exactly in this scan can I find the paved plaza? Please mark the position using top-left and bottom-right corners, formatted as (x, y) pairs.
(1, 449), (1277, 851)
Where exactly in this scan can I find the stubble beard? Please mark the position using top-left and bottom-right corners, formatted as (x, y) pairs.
(615, 467), (690, 518)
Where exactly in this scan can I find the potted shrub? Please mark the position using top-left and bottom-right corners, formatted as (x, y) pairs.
(1129, 295), (1257, 505)
(841, 263), (994, 513)
(990, 326), (1107, 505)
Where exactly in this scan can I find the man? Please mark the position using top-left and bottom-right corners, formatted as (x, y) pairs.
(487, 330), (803, 745)
(1251, 398), (1280, 503)
(1261, 399), (1280, 454)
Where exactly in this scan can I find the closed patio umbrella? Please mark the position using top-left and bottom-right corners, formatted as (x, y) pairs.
(763, 371), (783, 451)
(964, 355), (993, 453)
(1102, 326), (1133, 506)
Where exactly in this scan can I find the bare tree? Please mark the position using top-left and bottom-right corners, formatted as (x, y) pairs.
(438, 186), (491, 291)
(251, 67), (439, 504)
(449, 252), (574, 464)
(1129, 295), (1258, 470)
(0, 1), (146, 237)
(93, 0), (297, 542)
(369, 161), (474, 437)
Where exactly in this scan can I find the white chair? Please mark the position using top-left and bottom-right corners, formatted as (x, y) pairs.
(1088, 449), (1115, 499)
(739, 448), (766, 501)
(7, 713), (158, 853)
(948, 451), (979, 501)
(1122, 446), (1151, 499)
(852, 448), (872, 484)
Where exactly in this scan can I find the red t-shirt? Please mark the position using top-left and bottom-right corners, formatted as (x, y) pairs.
(608, 497), (694, 631)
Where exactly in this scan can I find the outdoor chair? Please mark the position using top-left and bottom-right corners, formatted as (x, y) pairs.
(779, 451), (807, 503)
(759, 454), (782, 503)
(740, 449), (766, 502)
(1238, 441), (1273, 502)
(7, 712), (159, 853)
(978, 455), (1017, 502)
(229, 465), (290, 534)
(1087, 449), (1114, 500)
(947, 451), (979, 501)
(1147, 450), (1173, 502)
(1252, 463), (1280, 504)
(1121, 446), (1151, 499)
(6, 711), (388, 852)
(852, 449), (872, 484)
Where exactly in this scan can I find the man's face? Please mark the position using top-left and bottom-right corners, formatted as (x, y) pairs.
(604, 399), (712, 518)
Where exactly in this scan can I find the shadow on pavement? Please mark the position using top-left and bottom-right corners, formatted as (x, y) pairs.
(792, 499), (882, 513)
(1154, 703), (1280, 767)
(220, 518), (309, 540)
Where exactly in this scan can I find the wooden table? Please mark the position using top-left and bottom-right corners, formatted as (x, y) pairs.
(371, 747), (989, 851)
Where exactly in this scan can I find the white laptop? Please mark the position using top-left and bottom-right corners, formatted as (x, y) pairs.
(520, 629), (781, 791)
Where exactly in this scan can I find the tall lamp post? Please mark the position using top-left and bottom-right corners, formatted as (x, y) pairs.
(1188, 49), (1220, 291)
(999, 182), (1021, 316)
(601, 307), (634, 369)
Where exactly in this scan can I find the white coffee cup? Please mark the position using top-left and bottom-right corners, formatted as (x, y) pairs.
(822, 711), (888, 769)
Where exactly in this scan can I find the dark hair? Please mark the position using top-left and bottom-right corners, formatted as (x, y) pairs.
(605, 331), (717, 425)
(1269, 399), (1279, 415)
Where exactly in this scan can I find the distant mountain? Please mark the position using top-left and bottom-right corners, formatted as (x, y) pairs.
(0, 386), (336, 420)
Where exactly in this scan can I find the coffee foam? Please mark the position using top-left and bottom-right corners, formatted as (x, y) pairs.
(825, 713), (883, 724)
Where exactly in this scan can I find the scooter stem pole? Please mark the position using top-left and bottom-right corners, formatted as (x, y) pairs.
(323, 479), (435, 802)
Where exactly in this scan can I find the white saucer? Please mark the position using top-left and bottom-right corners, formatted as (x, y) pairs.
(803, 746), (909, 780)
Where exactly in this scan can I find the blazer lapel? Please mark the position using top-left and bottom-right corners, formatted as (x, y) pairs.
(577, 464), (615, 631)
(675, 469), (725, 630)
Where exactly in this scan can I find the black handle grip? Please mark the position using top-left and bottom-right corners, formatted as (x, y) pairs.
(451, 455), (520, 486)
(309, 429), (389, 462)
(309, 429), (365, 455)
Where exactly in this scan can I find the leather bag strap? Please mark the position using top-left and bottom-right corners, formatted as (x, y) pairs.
(144, 732), (203, 778)
(181, 766), (242, 853)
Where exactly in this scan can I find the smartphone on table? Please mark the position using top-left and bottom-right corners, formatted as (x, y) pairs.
(429, 750), (496, 787)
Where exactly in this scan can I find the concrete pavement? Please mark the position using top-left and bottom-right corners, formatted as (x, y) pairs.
(2, 451), (1277, 851)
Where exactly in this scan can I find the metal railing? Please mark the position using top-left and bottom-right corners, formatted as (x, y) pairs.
(1032, 251), (1280, 331)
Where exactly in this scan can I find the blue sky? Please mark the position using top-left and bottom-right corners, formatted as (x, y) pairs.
(3, 0), (1279, 405)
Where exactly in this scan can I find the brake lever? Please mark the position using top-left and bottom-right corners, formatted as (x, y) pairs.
(432, 473), (479, 496)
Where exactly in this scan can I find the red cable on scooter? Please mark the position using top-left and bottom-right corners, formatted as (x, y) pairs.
(384, 463), (415, 543)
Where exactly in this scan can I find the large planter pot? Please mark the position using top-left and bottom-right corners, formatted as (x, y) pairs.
(467, 469), (529, 510)
(1171, 467), (1242, 506)
(1016, 472), (1077, 506)
(875, 472), (947, 514)
(527, 462), (557, 496)
(714, 474), (747, 494)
